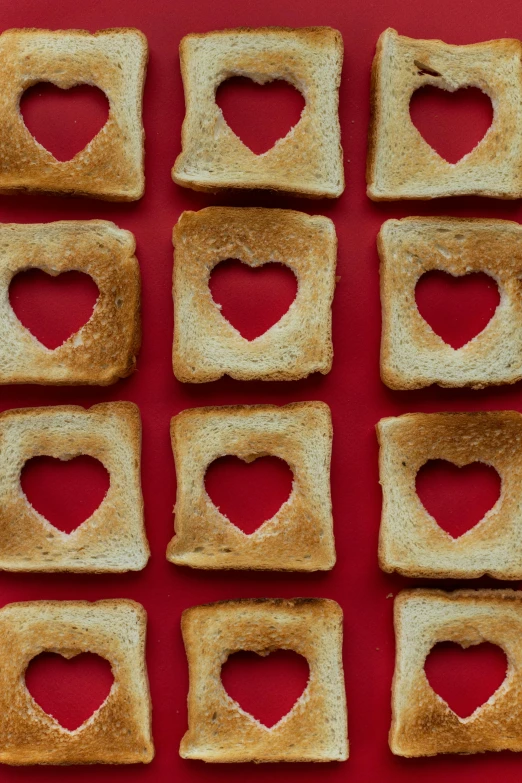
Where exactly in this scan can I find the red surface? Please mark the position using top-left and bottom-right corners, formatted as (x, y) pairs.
(0, 1), (521, 782)
(416, 460), (501, 539)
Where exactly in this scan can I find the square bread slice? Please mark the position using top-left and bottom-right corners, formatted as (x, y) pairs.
(378, 411), (522, 580)
(172, 27), (344, 198)
(367, 28), (522, 200)
(166, 402), (335, 571)
(0, 220), (140, 385)
(0, 402), (149, 572)
(180, 598), (348, 762)
(391, 589), (522, 756)
(173, 207), (337, 382)
(379, 217), (522, 389)
(0, 599), (153, 764)
(0, 28), (147, 200)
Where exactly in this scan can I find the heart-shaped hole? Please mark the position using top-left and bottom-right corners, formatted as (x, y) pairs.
(416, 459), (501, 539)
(410, 85), (493, 164)
(215, 76), (305, 155)
(425, 642), (507, 719)
(221, 649), (310, 727)
(20, 82), (109, 162)
(9, 269), (99, 350)
(415, 270), (500, 349)
(205, 455), (293, 535)
(25, 652), (114, 731)
(209, 259), (297, 341)
(21, 455), (110, 534)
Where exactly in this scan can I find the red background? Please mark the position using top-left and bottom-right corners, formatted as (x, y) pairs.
(1, 0), (522, 781)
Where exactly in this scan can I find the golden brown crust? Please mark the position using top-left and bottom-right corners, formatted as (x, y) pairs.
(0, 28), (147, 200)
(172, 207), (336, 382)
(180, 597), (347, 762)
(0, 402), (149, 572)
(0, 220), (141, 385)
(391, 589), (522, 756)
(0, 599), (154, 764)
(166, 402), (335, 571)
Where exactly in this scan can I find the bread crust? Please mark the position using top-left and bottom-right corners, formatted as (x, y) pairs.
(172, 26), (344, 198)
(0, 28), (147, 200)
(379, 216), (522, 389)
(0, 402), (149, 572)
(180, 597), (348, 762)
(0, 220), (141, 385)
(166, 402), (335, 571)
(391, 589), (522, 756)
(172, 207), (337, 382)
(0, 599), (153, 764)
(367, 28), (522, 200)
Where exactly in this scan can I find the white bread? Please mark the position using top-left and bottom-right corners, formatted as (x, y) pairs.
(180, 598), (348, 762)
(0, 220), (140, 385)
(0, 599), (153, 764)
(167, 402), (335, 571)
(378, 411), (522, 579)
(172, 27), (344, 198)
(0, 403), (149, 572)
(391, 589), (522, 756)
(367, 28), (522, 200)
(379, 217), (522, 389)
(173, 207), (337, 382)
(0, 28), (147, 200)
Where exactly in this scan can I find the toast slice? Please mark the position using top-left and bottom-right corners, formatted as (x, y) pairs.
(172, 27), (344, 198)
(379, 217), (522, 389)
(180, 598), (348, 762)
(0, 599), (153, 764)
(0, 28), (147, 200)
(378, 411), (522, 579)
(367, 28), (522, 200)
(173, 208), (337, 382)
(166, 402), (335, 571)
(392, 589), (522, 756)
(0, 220), (140, 385)
(0, 403), (149, 572)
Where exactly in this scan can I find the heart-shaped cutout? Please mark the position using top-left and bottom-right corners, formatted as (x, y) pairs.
(416, 459), (501, 539)
(25, 652), (114, 731)
(209, 259), (297, 341)
(221, 649), (310, 727)
(215, 76), (305, 155)
(10, 269), (99, 350)
(415, 270), (500, 349)
(21, 455), (110, 534)
(410, 85), (493, 163)
(20, 82), (109, 161)
(205, 455), (293, 535)
(425, 642), (507, 718)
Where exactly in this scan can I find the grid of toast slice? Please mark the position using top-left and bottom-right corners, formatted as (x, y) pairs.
(173, 207), (337, 382)
(167, 402), (335, 571)
(0, 599), (153, 765)
(172, 27), (344, 198)
(180, 598), (348, 762)
(0, 28), (147, 200)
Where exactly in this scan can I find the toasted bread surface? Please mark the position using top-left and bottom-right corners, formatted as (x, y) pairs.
(180, 597), (348, 762)
(173, 207), (337, 382)
(392, 589), (522, 756)
(0, 220), (141, 385)
(167, 402), (335, 571)
(0, 599), (153, 764)
(367, 28), (522, 200)
(0, 402), (149, 572)
(172, 27), (344, 198)
(379, 217), (522, 389)
(0, 28), (147, 200)
(378, 411), (522, 579)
